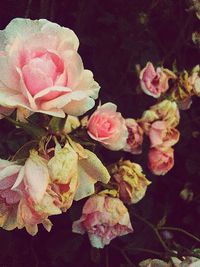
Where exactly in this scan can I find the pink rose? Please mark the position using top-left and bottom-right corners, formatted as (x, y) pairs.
(123, 118), (144, 154)
(87, 103), (128, 150)
(140, 62), (176, 98)
(149, 120), (180, 148)
(0, 18), (100, 120)
(148, 147), (174, 175)
(72, 195), (133, 248)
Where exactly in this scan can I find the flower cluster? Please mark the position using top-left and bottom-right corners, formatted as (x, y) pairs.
(139, 100), (180, 175)
(0, 139), (110, 235)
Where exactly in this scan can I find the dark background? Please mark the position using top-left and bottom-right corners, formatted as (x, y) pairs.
(0, 0), (200, 266)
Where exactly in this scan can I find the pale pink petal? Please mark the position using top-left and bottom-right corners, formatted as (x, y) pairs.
(62, 50), (83, 88)
(24, 152), (49, 203)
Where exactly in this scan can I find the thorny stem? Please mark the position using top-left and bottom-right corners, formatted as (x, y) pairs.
(134, 213), (200, 260)
(134, 213), (171, 252)
(159, 226), (200, 244)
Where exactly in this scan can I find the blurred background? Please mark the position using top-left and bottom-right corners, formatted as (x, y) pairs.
(0, 0), (200, 266)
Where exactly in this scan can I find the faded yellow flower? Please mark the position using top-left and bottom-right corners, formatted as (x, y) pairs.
(47, 139), (110, 208)
(110, 160), (151, 204)
(150, 100), (180, 128)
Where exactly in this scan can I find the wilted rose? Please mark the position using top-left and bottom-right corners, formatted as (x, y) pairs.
(149, 120), (180, 148)
(13, 150), (61, 235)
(47, 139), (110, 204)
(140, 62), (176, 98)
(110, 160), (151, 204)
(123, 118), (144, 154)
(72, 195), (133, 248)
(139, 100), (180, 134)
(87, 102), (128, 150)
(150, 100), (180, 128)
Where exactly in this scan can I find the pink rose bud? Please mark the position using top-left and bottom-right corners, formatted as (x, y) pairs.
(140, 62), (176, 98)
(148, 147), (174, 175)
(0, 18), (100, 120)
(123, 118), (144, 154)
(72, 195), (133, 248)
(87, 103), (128, 150)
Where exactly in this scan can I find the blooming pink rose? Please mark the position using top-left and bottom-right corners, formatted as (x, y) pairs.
(72, 195), (133, 248)
(0, 18), (100, 120)
(149, 120), (180, 148)
(87, 103), (128, 150)
(123, 118), (144, 154)
(140, 62), (176, 98)
(148, 147), (174, 175)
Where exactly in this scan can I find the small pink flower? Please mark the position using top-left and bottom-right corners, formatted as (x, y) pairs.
(148, 147), (174, 175)
(87, 103), (128, 150)
(0, 18), (100, 120)
(72, 195), (133, 248)
(140, 62), (175, 98)
(123, 118), (144, 154)
(149, 120), (180, 148)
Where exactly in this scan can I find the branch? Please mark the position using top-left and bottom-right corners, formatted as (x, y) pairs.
(159, 226), (200, 244)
